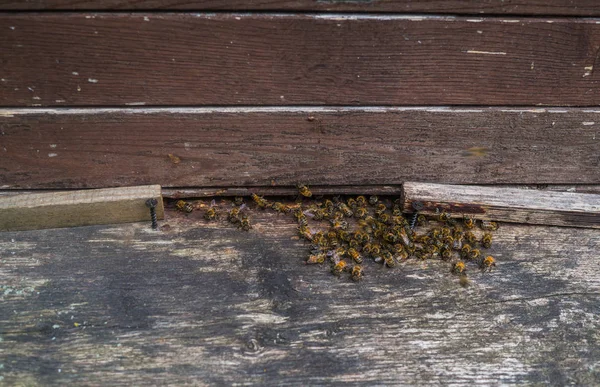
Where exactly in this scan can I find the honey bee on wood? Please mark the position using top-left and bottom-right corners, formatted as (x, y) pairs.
(368, 195), (379, 205)
(392, 205), (402, 216)
(417, 214), (427, 227)
(332, 260), (348, 276)
(347, 198), (357, 209)
(378, 213), (391, 224)
(351, 265), (363, 281)
(337, 203), (354, 218)
(463, 216), (475, 229)
(374, 203), (387, 216)
(452, 261), (467, 275)
(175, 199), (193, 213)
(481, 233), (493, 249)
(481, 220), (499, 231)
(251, 193), (269, 209)
(356, 196), (367, 206)
(481, 255), (496, 272)
(298, 225), (313, 241)
(234, 196), (244, 206)
(306, 253), (327, 264)
(204, 199), (218, 221)
(437, 210), (452, 223)
(297, 184), (312, 198)
(228, 207), (242, 224)
(464, 231), (477, 245)
(440, 247), (452, 261)
(347, 248), (363, 264)
(239, 215), (251, 231)
(460, 244), (472, 259)
(382, 251), (396, 268)
(271, 202), (292, 214)
(354, 207), (368, 219)
(468, 248), (481, 261)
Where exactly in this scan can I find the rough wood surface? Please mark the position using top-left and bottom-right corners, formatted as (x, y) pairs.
(401, 182), (600, 229)
(1, 202), (599, 385)
(1, 107), (599, 188)
(3, 15), (600, 106)
(0, 185), (164, 231)
(1, 0), (600, 15)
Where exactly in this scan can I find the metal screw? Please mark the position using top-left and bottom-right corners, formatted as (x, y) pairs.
(145, 198), (158, 230)
(410, 201), (424, 230)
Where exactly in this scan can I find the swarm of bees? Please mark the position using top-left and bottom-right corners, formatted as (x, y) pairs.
(172, 183), (499, 284)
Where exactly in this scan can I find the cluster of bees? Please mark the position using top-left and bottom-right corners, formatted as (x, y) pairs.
(174, 184), (498, 284)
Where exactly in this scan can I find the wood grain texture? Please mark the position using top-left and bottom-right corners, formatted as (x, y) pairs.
(0, 185), (164, 231)
(3, 14), (600, 106)
(1, 107), (599, 188)
(401, 182), (600, 228)
(1, 0), (600, 15)
(1, 203), (599, 385)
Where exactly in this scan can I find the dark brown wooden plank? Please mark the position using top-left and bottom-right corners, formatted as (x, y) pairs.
(1, 203), (599, 385)
(400, 182), (600, 229)
(1, 107), (599, 188)
(3, 14), (600, 106)
(1, 0), (600, 16)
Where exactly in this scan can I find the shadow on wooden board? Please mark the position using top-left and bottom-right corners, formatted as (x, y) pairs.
(1, 203), (599, 385)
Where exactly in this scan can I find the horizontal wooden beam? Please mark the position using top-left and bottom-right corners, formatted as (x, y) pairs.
(1, 107), (599, 188)
(401, 181), (600, 228)
(1, 1), (599, 15)
(0, 185), (164, 231)
(2, 14), (600, 106)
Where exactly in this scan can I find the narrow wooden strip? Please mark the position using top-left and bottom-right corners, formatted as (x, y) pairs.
(401, 181), (600, 228)
(0, 185), (164, 231)
(3, 14), (600, 106)
(1, 0), (600, 15)
(1, 107), (599, 188)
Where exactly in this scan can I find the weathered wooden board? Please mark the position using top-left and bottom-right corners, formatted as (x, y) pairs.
(1, 107), (599, 188)
(2, 15), (600, 106)
(0, 185), (164, 231)
(1, 202), (599, 385)
(1, 0), (600, 15)
(401, 182), (600, 229)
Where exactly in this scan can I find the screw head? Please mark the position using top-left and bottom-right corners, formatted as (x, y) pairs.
(412, 201), (424, 211)
(145, 198), (158, 208)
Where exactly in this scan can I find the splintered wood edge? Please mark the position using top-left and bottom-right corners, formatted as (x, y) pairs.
(0, 185), (164, 231)
(401, 182), (600, 229)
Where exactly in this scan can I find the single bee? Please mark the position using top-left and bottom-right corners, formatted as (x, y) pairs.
(464, 231), (477, 245)
(311, 208), (327, 221)
(460, 244), (472, 259)
(452, 261), (467, 275)
(347, 198), (357, 209)
(240, 215), (251, 231)
(368, 195), (379, 205)
(349, 238), (361, 249)
(383, 231), (398, 243)
(323, 199), (334, 209)
(228, 207), (242, 223)
(306, 253), (326, 264)
(297, 184), (312, 198)
(468, 248), (481, 260)
(481, 233), (493, 249)
(481, 220), (499, 231)
(332, 260), (348, 276)
(481, 255), (496, 272)
(298, 225), (313, 241)
(337, 203), (354, 217)
(251, 193), (269, 209)
(356, 196), (367, 206)
(271, 202), (292, 214)
(351, 265), (363, 282)
(378, 213), (391, 224)
(463, 216), (475, 229)
(175, 199), (193, 213)
(234, 196), (244, 206)
(204, 199), (217, 221)
(441, 227), (452, 237)
(347, 248), (363, 264)
(374, 203), (387, 215)
(382, 251), (396, 268)
(296, 214), (308, 227)
(437, 210), (452, 223)
(330, 219), (349, 230)
(440, 247), (452, 260)
(392, 205), (403, 216)
(417, 214), (427, 227)
(354, 207), (368, 219)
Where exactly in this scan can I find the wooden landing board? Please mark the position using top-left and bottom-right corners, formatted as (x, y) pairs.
(0, 203), (599, 385)
(1, 0), (599, 15)
(1, 107), (599, 188)
(401, 182), (600, 229)
(2, 15), (600, 106)
(0, 185), (164, 231)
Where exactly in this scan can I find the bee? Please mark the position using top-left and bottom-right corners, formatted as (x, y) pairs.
(239, 215), (251, 231)
(234, 196), (244, 206)
(332, 260), (348, 276)
(417, 214), (427, 227)
(349, 238), (361, 249)
(347, 198), (357, 209)
(368, 195), (379, 205)
(312, 232), (326, 246)
(228, 207), (242, 223)
(460, 244), (472, 259)
(378, 213), (391, 225)
(415, 235), (431, 244)
(306, 253), (326, 264)
(374, 203), (387, 215)
(296, 214), (308, 227)
(251, 193), (269, 209)
(481, 233), (493, 249)
(298, 225), (313, 241)
(347, 248), (363, 264)
(464, 231), (478, 245)
(323, 199), (334, 209)
(437, 210), (452, 223)
(397, 228), (412, 247)
(441, 227), (452, 237)
(337, 203), (354, 217)
(481, 255), (496, 272)
(354, 207), (368, 219)
(452, 261), (467, 275)
(356, 196), (367, 206)
(175, 199), (193, 213)
(440, 247), (452, 261)
(383, 231), (398, 243)
(204, 199), (217, 221)
(392, 205), (403, 216)
(468, 248), (481, 261)
(271, 202), (292, 214)
(452, 235), (463, 250)
(351, 265), (363, 281)
(297, 184), (312, 198)
(481, 220), (499, 231)
(382, 251), (396, 267)
(459, 276), (470, 288)
(330, 219), (349, 230)
(463, 216), (475, 229)
(311, 208), (327, 221)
